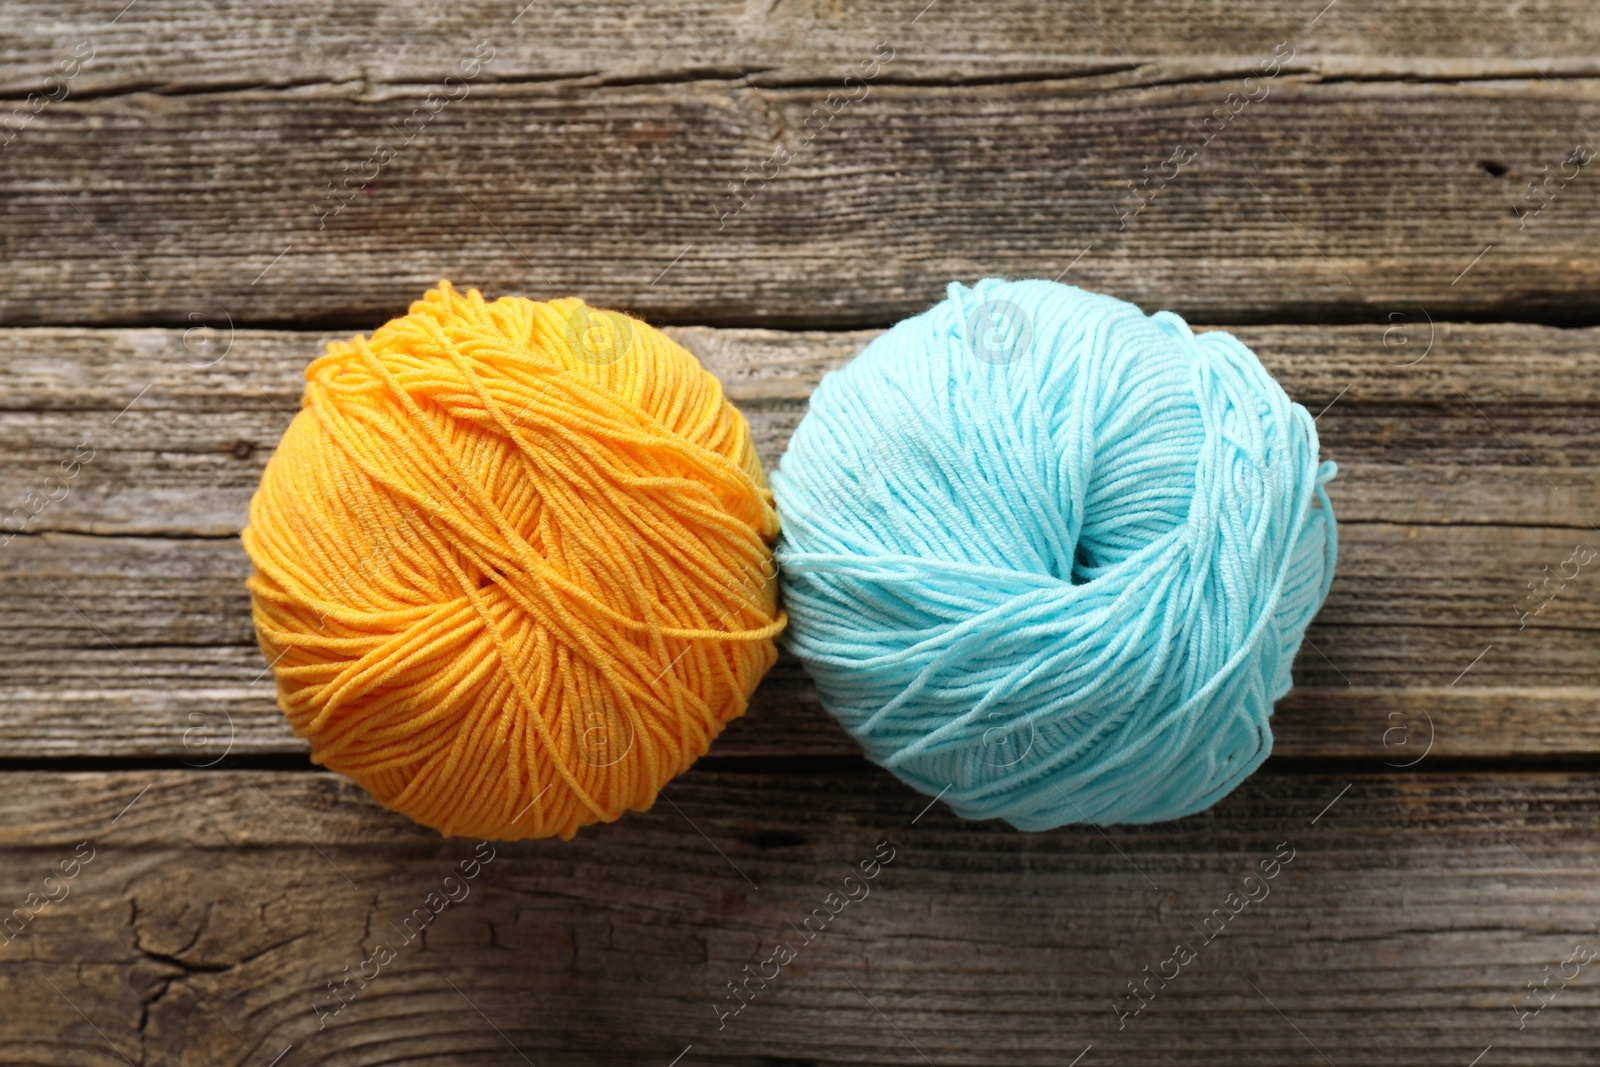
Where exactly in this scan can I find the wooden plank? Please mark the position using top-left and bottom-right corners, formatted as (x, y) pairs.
(0, 768), (1596, 1066)
(4, 525), (1600, 760)
(8, 526), (1596, 648)
(4, 322), (1600, 537)
(6, 0), (1600, 95)
(12, 391), (1600, 528)
(2, 80), (1598, 327)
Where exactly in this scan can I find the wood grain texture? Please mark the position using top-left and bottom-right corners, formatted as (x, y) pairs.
(4, 525), (1596, 760)
(5, 0), (1600, 95)
(4, 322), (1600, 760)
(5, 321), (1600, 537)
(4, 1), (1598, 1062)
(1, 79), (1596, 328)
(0, 768), (1596, 1066)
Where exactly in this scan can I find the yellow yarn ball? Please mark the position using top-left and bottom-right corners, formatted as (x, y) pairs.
(242, 282), (783, 840)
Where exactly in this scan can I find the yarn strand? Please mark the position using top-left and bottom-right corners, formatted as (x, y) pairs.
(244, 282), (783, 840)
(771, 278), (1337, 829)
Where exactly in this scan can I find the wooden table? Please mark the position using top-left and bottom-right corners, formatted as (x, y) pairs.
(3, 2), (1599, 1064)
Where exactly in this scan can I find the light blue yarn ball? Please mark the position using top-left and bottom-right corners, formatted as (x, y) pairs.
(770, 279), (1337, 829)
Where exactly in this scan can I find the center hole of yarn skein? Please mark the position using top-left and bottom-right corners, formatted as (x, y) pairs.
(940, 294), (1215, 591)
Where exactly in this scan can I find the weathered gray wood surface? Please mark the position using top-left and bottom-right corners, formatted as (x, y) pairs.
(4, 0), (1600, 1063)
(2, 769), (1597, 1067)
(8, 322), (1600, 533)
(3, 323), (1599, 763)
(1, 80), (1597, 327)
(6, 0), (1600, 93)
